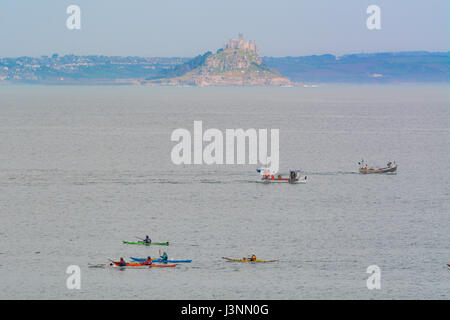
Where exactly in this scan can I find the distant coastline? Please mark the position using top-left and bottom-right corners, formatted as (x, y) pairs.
(1, 51), (448, 85)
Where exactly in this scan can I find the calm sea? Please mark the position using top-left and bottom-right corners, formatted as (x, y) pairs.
(0, 85), (449, 299)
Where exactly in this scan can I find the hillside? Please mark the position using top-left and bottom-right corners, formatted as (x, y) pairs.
(263, 52), (449, 83)
(144, 35), (294, 86)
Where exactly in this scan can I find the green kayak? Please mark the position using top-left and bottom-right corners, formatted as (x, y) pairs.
(122, 241), (169, 246)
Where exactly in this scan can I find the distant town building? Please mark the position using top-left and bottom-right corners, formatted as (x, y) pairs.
(224, 33), (258, 54)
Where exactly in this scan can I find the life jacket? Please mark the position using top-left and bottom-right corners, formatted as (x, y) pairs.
(143, 258), (152, 265)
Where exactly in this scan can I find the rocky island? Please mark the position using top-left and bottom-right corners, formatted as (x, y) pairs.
(143, 34), (295, 87)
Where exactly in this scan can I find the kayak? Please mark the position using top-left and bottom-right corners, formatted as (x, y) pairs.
(130, 257), (192, 263)
(112, 261), (176, 268)
(88, 263), (147, 269)
(88, 263), (175, 269)
(222, 257), (278, 263)
(122, 241), (169, 246)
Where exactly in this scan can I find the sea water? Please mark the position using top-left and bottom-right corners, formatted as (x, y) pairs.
(0, 85), (448, 299)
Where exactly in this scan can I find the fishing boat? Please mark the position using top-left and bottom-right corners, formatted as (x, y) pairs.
(358, 160), (397, 174)
(222, 257), (278, 263)
(256, 168), (307, 184)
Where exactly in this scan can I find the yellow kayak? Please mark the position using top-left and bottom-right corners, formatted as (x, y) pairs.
(222, 257), (278, 263)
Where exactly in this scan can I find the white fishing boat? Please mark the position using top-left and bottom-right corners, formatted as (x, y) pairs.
(358, 160), (397, 174)
(256, 168), (307, 184)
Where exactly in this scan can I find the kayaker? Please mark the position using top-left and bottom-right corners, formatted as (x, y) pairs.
(142, 256), (153, 265)
(143, 235), (151, 244)
(243, 254), (257, 261)
(119, 257), (126, 267)
(160, 251), (168, 262)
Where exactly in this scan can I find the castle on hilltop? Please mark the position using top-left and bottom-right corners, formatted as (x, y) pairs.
(224, 33), (258, 53)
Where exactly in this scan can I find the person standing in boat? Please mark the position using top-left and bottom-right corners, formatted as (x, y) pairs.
(290, 171), (296, 181)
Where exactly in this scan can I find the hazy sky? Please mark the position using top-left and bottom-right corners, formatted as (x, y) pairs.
(0, 0), (448, 57)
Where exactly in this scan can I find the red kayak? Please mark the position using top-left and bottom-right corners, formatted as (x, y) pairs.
(112, 261), (176, 268)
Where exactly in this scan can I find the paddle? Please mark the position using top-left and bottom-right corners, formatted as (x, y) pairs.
(159, 248), (168, 263)
(109, 258), (126, 267)
(136, 236), (152, 245)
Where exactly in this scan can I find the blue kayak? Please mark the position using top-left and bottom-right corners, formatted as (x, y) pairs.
(130, 257), (192, 263)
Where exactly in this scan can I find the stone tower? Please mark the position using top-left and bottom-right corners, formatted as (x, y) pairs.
(224, 34), (258, 54)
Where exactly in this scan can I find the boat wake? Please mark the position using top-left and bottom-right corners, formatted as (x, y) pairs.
(302, 171), (359, 176)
